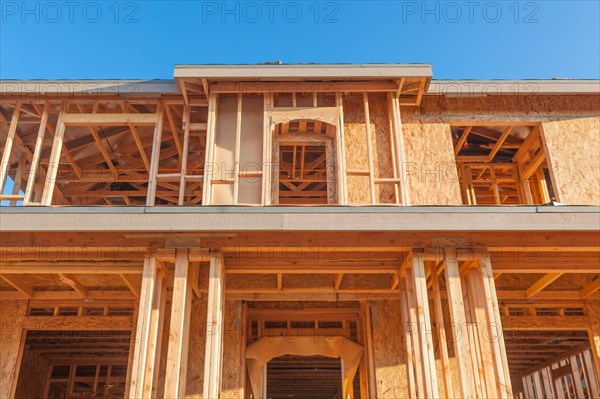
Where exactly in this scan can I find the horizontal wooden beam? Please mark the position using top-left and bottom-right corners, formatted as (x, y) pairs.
(0, 290), (135, 301)
(210, 81), (400, 93)
(24, 315), (133, 330)
(0, 262), (142, 274)
(501, 316), (591, 331)
(61, 113), (158, 126)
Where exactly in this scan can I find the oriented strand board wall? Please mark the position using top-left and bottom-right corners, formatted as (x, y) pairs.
(0, 299), (27, 399)
(343, 93), (397, 204)
(371, 300), (409, 398)
(186, 298), (208, 398)
(14, 349), (50, 399)
(220, 301), (244, 399)
(542, 117), (600, 205)
(402, 118), (462, 205)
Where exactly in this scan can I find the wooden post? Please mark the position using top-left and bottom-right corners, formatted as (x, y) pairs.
(430, 263), (453, 397)
(362, 301), (377, 399)
(178, 106), (191, 205)
(24, 102), (50, 204)
(202, 94), (218, 205)
(203, 254), (226, 399)
(466, 266), (500, 397)
(128, 255), (166, 398)
(443, 248), (476, 398)
(0, 101), (21, 194)
(164, 249), (193, 398)
(146, 103), (165, 206)
(405, 253), (439, 398)
(480, 255), (513, 397)
(362, 93), (376, 204)
(399, 277), (417, 398)
(391, 93), (411, 205)
(335, 92), (348, 205)
(41, 103), (66, 205)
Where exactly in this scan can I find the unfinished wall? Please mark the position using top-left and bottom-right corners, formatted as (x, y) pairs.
(402, 119), (462, 205)
(186, 297), (208, 398)
(221, 301), (244, 399)
(0, 299), (27, 399)
(371, 300), (409, 398)
(14, 349), (50, 399)
(542, 117), (600, 205)
(343, 93), (398, 204)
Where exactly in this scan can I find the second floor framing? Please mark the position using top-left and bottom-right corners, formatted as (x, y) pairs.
(1, 64), (599, 207)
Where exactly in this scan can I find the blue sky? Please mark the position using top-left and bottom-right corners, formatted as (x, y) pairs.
(1, 1), (599, 80)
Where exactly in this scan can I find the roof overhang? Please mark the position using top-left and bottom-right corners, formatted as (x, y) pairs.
(428, 80), (600, 96)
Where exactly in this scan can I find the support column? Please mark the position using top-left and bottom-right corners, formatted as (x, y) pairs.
(128, 255), (167, 398)
(443, 248), (476, 398)
(404, 252), (439, 398)
(203, 253), (225, 399)
(164, 249), (193, 398)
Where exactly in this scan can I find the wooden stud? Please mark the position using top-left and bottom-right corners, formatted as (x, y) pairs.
(128, 256), (165, 399)
(443, 248), (476, 398)
(362, 93), (376, 204)
(430, 262), (453, 397)
(203, 94), (218, 205)
(233, 93), (242, 205)
(203, 254), (226, 399)
(480, 255), (513, 398)
(178, 106), (192, 205)
(146, 103), (165, 206)
(165, 249), (193, 398)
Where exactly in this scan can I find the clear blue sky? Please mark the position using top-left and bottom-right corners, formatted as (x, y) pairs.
(1, 1), (599, 80)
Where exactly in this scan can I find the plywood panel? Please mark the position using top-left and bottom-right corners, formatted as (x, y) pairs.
(402, 119), (462, 205)
(542, 117), (600, 205)
(0, 300), (27, 399)
(371, 300), (410, 398)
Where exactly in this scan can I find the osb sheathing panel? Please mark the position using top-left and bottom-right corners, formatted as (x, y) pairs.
(372, 300), (409, 398)
(0, 300), (27, 399)
(417, 94), (600, 118)
(542, 117), (600, 205)
(343, 93), (396, 204)
(343, 94), (370, 204)
(14, 349), (50, 399)
(401, 120), (462, 205)
(220, 300), (244, 399)
(186, 298), (208, 399)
